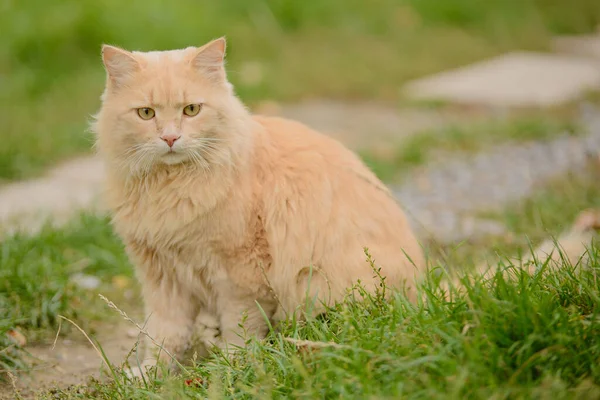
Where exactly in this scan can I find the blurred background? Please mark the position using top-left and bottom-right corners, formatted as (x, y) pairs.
(1, 0), (600, 180)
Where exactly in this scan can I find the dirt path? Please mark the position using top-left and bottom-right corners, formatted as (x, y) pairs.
(9, 323), (138, 399)
(0, 156), (105, 237)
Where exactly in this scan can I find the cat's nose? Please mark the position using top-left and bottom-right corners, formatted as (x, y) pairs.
(160, 134), (181, 148)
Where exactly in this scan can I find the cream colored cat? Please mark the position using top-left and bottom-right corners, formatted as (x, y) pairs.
(93, 37), (424, 376)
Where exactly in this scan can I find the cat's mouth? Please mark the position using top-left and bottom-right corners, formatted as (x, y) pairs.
(160, 151), (188, 165)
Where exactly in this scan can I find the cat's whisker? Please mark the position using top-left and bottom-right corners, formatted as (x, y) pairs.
(129, 150), (146, 174)
(191, 151), (217, 170)
(144, 152), (159, 175)
(121, 143), (153, 159)
(130, 147), (156, 176)
(185, 150), (203, 170)
(189, 136), (226, 142)
(188, 153), (200, 168)
(199, 146), (230, 169)
(118, 137), (233, 176)
(183, 141), (226, 172)
(190, 150), (211, 171)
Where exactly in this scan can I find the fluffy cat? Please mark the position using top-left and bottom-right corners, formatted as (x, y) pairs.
(93, 37), (424, 375)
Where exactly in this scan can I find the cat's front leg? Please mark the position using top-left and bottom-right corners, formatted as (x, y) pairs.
(213, 291), (276, 355)
(128, 273), (198, 379)
(188, 310), (221, 359)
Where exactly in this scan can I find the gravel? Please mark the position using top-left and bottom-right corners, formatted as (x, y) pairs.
(393, 109), (600, 242)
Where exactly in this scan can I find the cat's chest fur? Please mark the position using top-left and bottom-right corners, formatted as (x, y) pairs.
(107, 171), (269, 299)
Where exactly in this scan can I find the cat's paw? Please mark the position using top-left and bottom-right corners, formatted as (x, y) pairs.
(194, 312), (221, 348)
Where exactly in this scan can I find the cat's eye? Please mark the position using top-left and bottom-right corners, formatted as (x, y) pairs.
(137, 108), (155, 120)
(183, 104), (202, 117)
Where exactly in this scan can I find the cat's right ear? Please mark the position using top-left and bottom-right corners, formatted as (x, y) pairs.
(101, 45), (140, 88)
(191, 37), (227, 84)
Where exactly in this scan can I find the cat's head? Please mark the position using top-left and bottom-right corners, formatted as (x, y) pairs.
(93, 38), (249, 176)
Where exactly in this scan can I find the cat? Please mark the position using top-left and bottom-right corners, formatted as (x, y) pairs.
(92, 37), (424, 376)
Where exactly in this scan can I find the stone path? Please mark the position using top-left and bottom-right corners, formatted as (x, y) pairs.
(396, 110), (600, 242)
(553, 33), (600, 60)
(403, 51), (600, 107)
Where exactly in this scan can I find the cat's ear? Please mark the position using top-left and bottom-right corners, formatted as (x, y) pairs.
(192, 37), (227, 83)
(101, 45), (140, 88)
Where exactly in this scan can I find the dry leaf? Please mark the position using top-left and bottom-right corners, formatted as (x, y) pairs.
(7, 329), (26, 347)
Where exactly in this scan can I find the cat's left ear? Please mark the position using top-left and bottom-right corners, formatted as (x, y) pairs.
(192, 37), (227, 83)
(102, 45), (140, 88)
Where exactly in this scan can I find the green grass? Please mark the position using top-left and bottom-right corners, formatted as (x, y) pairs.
(2, 0), (600, 181)
(502, 167), (600, 241)
(361, 114), (581, 182)
(40, 248), (600, 399)
(0, 214), (130, 331)
(0, 214), (132, 379)
(0, 321), (27, 380)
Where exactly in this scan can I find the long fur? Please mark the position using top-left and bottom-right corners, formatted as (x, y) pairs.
(93, 38), (424, 372)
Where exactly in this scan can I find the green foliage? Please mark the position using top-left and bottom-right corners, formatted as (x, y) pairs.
(502, 166), (600, 241)
(0, 320), (28, 379)
(0, 214), (130, 330)
(406, 0), (600, 35)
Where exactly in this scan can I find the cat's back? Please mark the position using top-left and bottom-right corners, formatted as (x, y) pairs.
(252, 115), (386, 189)
(251, 115), (424, 286)
(253, 114), (358, 156)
